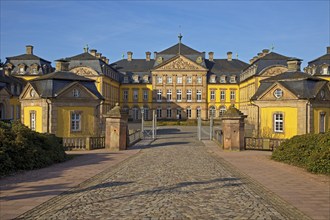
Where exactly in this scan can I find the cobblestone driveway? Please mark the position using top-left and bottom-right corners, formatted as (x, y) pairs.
(17, 127), (309, 220)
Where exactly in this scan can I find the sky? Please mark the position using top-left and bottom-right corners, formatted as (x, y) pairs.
(1, 0), (329, 68)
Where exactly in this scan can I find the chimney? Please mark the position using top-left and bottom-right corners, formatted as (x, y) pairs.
(105, 58), (109, 64)
(55, 59), (69, 71)
(96, 53), (102, 59)
(26, 45), (34, 55)
(257, 52), (263, 58)
(101, 56), (106, 62)
(127, 51), (133, 61)
(90, 49), (97, 56)
(146, 51), (151, 61)
(227, 51), (232, 61)
(287, 58), (302, 72)
(209, 52), (214, 61)
(327, 46), (330, 54)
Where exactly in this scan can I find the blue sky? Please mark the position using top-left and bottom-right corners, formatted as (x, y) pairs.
(1, 1), (329, 67)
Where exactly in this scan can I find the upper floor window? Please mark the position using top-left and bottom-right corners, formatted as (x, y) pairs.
(123, 90), (128, 101)
(323, 66), (329, 75)
(143, 75), (149, 83)
(210, 90), (215, 100)
(177, 89), (182, 102)
(167, 76), (172, 84)
(73, 89), (80, 97)
(230, 76), (236, 83)
(186, 76), (192, 84)
(197, 76), (202, 84)
(196, 90), (202, 102)
(30, 111), (36, 131)
(133, 90), (138, 101)
(186, 89), (192, 102)
(156, 76), (162, 84)
(274, 113), (284, 133)
(230, 90), (236, 100)
(123, 76), (129, 83)
(167, 89), (172, 101)
(157, 89), (162, 102)
(210, 75), (216, 83)
(177, 76), (182, 84)
(143, 90), (148, 101)
(220, 90), (226, 101)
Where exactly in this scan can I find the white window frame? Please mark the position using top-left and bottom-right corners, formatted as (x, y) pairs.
(123, 90), (128, 101)
(157, 89), (162, 102)
(197, 76), (202, 84)
(274, 113), (284, 133)
(219, 106), (226, 116)
(220, 90), (226, 101)
(196, 89), (202, 102)
(220, 76), (226, 83)
(167, 76), (172, 84)
(210, 90), (215, 100)
(143, 90), (148, 101)
(167, 89), (172, 102)
(186, 89), (192, 102)
(156, 108), (162, 118)
(71, 112), (81, 132)
(167, 108), (172, 118)
(196, 107), (201, 118)
(30, 111), (36, 131)
(176, 89), (182, 102)
(133, 90), (138, 101)
(186, 108), (192, 118)
(209, 106), (216, 118)
(156, 76), (163, 84)
(230, 90), (236, 100)
(186, 76), (192, 84)
(177, 76), (182, 84)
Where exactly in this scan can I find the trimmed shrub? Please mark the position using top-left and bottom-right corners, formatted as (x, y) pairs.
(272, 131), (330, 174)
(0, 121), (67, 176)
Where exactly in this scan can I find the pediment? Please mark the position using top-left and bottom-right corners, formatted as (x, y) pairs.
(70, 66), (99, 76)
(20, 84), (40, 100)
(316, 82), (330, 101)
(259, 66), (288, 77)
(56, 82), (99, 100)
(257, 83), (297, 101)
(154, 55), (207, 71)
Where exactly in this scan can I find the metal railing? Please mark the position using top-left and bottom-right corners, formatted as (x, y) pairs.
(63, 137), (105, 150)
(128, 129), (141, 146)
(244, 137), (285, 151)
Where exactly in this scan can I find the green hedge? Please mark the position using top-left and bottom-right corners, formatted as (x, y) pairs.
(0, 121), (67, 176)
(272, 131), (330, 174)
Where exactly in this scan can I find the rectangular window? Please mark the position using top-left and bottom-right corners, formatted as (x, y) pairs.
(196, 90), (202, 102)
(196, 108), (201, 118)
(157, 108), (162, 118)
(177, 89), (182, 102)
(187, 89), (192, 102)
(30, 111), (36, 131)
(167, 108), (172, 118)
(220, 76), (226, 83)
(133, 90), (138, 101)
(319, 112), (326, 133)
(187, 108), (191, 118)
(157, 89), (162, 102)
(143, 90), (148, 101)
(157, 76), (162, 84)
(230, 90), (236, 100)
(197, 76), (202, 84)
(186, 76), (192, 84)
(167, 89), (172, 101)
(167, 76), (172, 84)
(123, 90), (128, 101)
(71, 112), (81, 132)
(220, 90), (226, 101)
(230, 76), (236, 83)
(274, 113), (284, 133)
(177, 76), (182, 84)
(210, 90), (215, 100)
(123, 77), (129, 83)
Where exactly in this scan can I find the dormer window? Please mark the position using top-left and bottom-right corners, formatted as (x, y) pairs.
(210, 75), (216, 83)
(220, 76), (226, 83)
(230, 76), (236, 83)
(123, 76), (129, 83)
(18, 64), (26, 74)
(133, 75), (140, 83)
(73, 89), (80, 97)
(322, 66), (329, 75)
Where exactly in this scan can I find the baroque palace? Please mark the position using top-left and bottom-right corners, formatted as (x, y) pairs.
(1, 38), (330, 140)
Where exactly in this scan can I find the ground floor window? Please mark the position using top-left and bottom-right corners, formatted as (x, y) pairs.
(209, 106), (216, 118)
(196, 107), (201, 118)
(167, 108), (172, 118)
(319, 112), (326, 133)
(157, 108), (162, 118)
(273, 113), (284, 133)
(71, 112), (81, 132)
(219, 106), (226, 116)
(132, 108), (139, 120)
(30, 111), (36, 131)
(186, 108), (191, 118)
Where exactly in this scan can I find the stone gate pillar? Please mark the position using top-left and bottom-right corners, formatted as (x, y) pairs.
(105, 103), (128, 151)
(221, 105), (247, 151)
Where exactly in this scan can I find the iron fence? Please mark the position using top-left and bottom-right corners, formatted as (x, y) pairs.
(244, 137), (285, 151)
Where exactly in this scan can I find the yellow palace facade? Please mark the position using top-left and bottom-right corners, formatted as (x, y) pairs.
(1, 42), (330, 139)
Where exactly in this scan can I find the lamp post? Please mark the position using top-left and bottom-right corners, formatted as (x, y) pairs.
(141, 107), (144, 138)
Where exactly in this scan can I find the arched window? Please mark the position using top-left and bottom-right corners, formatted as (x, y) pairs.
(219, 106), (226, 117)
(209, 106), (216, 118)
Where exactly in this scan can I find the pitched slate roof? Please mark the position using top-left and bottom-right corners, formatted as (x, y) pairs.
(251, 52), (289, 74)
(6, 54), (51, 63)
(251, 71), (327, 100)
(158, 43), (201, 55)
(29, 71), (103, 99)
(306, 47), (330, 75)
